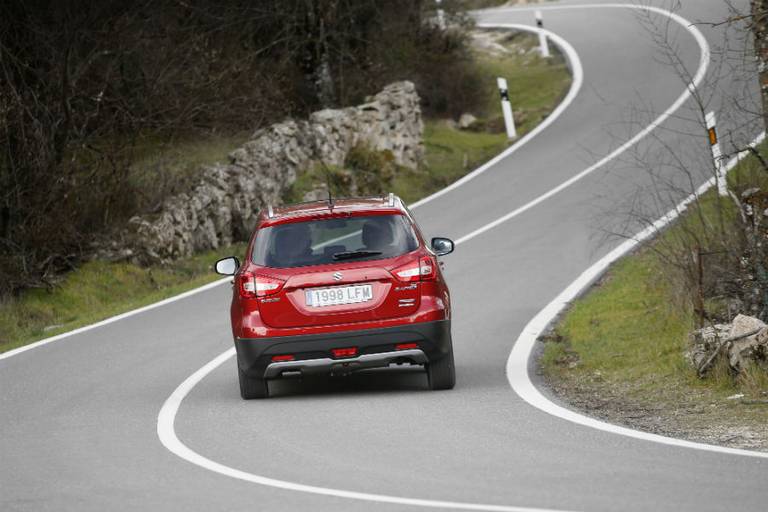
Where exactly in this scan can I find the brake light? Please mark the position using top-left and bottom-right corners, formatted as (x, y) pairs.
(331, 347), (358, 358)
(393, 256), (437, 282)
(237, 272), (285, 298)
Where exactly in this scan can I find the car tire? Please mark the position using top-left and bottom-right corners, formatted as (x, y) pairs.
(238, 365), (269, 399)
(427, 346), (455, 390)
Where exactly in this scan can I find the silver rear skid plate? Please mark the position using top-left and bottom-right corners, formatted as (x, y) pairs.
(264, 348), (428, 378)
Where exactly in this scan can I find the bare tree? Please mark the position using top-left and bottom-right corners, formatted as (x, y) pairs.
(592, 3), (768, 325)
(751, 1), (768, 132)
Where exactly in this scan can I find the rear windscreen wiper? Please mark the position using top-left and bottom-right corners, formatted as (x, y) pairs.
(332, 250), (382, 261)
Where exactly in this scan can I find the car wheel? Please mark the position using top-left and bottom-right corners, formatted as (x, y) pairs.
(238, 365), (269, 399)
(427, 346), (455, 390)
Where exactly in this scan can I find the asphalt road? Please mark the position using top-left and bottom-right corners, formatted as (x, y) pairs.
(2, 2), (766, 511)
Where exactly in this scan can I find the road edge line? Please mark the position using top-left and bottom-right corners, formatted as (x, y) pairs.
(0, 22), (582, 364)
(409, 24), (582, 209)
(506, 132), (768, 459)
(159, 7), (768, 512)
(454, 4), (711, 245)
(157, 346), (575, 512)
(156, 24), (583, 512)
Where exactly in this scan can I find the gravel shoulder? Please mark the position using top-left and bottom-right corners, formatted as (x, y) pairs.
(541, 358), (768, 452)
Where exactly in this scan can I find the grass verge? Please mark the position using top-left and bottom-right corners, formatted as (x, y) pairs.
(541, 149), (768, 450)
(398, 31), (571, 203)
(0, 244), (245, 354)
(0, 31), (571, 354)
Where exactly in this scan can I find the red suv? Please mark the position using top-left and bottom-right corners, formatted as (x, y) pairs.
(214, 194), (455, 399)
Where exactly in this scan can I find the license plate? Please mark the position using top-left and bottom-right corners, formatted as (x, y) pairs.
(305, 284), (373, 307)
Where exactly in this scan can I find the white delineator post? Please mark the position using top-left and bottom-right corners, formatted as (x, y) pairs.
(497, 77), (517, 139)
(535, 10), (551, 58)
(706, 111), (727, 196)
(436, 0), (445, 30)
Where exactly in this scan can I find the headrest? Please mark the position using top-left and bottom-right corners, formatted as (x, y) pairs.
(362, 219), (393, 249)
(273, 224), (310, 259)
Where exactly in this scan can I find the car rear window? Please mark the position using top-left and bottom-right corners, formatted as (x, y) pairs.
(251, 214), (419, 268)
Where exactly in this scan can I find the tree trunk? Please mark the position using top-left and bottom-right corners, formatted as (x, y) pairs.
(752, 1), (768, 133)
(301, 0), (337, 108)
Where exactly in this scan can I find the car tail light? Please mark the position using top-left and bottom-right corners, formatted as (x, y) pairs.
(395, 342), (418, 351)
(237, 272), (285, 298)
(271, 354), (295, 362)
(331, 347), (358, 358)
(393, 256), (437, 282)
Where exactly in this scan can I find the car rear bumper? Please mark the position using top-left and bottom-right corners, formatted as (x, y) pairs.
(263, 348), (429, 379)
(235, 319), (451, 379)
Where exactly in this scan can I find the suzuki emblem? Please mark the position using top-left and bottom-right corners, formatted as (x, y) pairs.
(332, 272), (343, 281)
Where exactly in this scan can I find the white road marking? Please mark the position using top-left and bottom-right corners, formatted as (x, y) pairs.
(156, 22), (585, 512)
(456, 5), (710, 244)
(2, 3), (760, 511)
(409, 24), (582, 209)
(156, 5), (768, 510)
(507, 132), (768, 460)
(157, 347), (575, 512)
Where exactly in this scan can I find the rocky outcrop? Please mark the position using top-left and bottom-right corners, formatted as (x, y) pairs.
(458, 113), (478, 129)
(686, 323), (731, 374)
(727, 315), (768, 372)
(686, 314), (768, 376)
(103, 81), (423, 263)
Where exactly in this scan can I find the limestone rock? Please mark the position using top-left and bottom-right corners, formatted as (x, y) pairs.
(728, 314), (766, 339)
(728, 315), (768, 372)
(686, 324), (730, 373)
(107, 81), (423, 264)
(302, 183), (330, 202)
(458, 113), (478, 129)
(686, 315), (768, 375)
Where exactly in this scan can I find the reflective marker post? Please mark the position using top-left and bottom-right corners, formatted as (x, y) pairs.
(535, 11), (550, 58)
(706, 111), (727, 196)
(497, 77), (517, 139)
(436, 0), (445, 30)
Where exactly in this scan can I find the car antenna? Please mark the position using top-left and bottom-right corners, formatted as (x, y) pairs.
(325, 170), (334, 209)
(318, 160), (334, 210)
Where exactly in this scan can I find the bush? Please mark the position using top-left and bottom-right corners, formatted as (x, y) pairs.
(282, 145), (399, 203)
(344, 145), (398, 195)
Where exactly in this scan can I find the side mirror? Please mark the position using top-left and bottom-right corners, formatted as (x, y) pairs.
(431, 237), (454, 256)
(214, 256), (240, 276)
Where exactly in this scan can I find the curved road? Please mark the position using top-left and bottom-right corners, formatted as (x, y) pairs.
(2, 2), (765, 511)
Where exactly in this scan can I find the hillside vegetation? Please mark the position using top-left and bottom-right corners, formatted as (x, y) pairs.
(0, 28), (571, 353)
